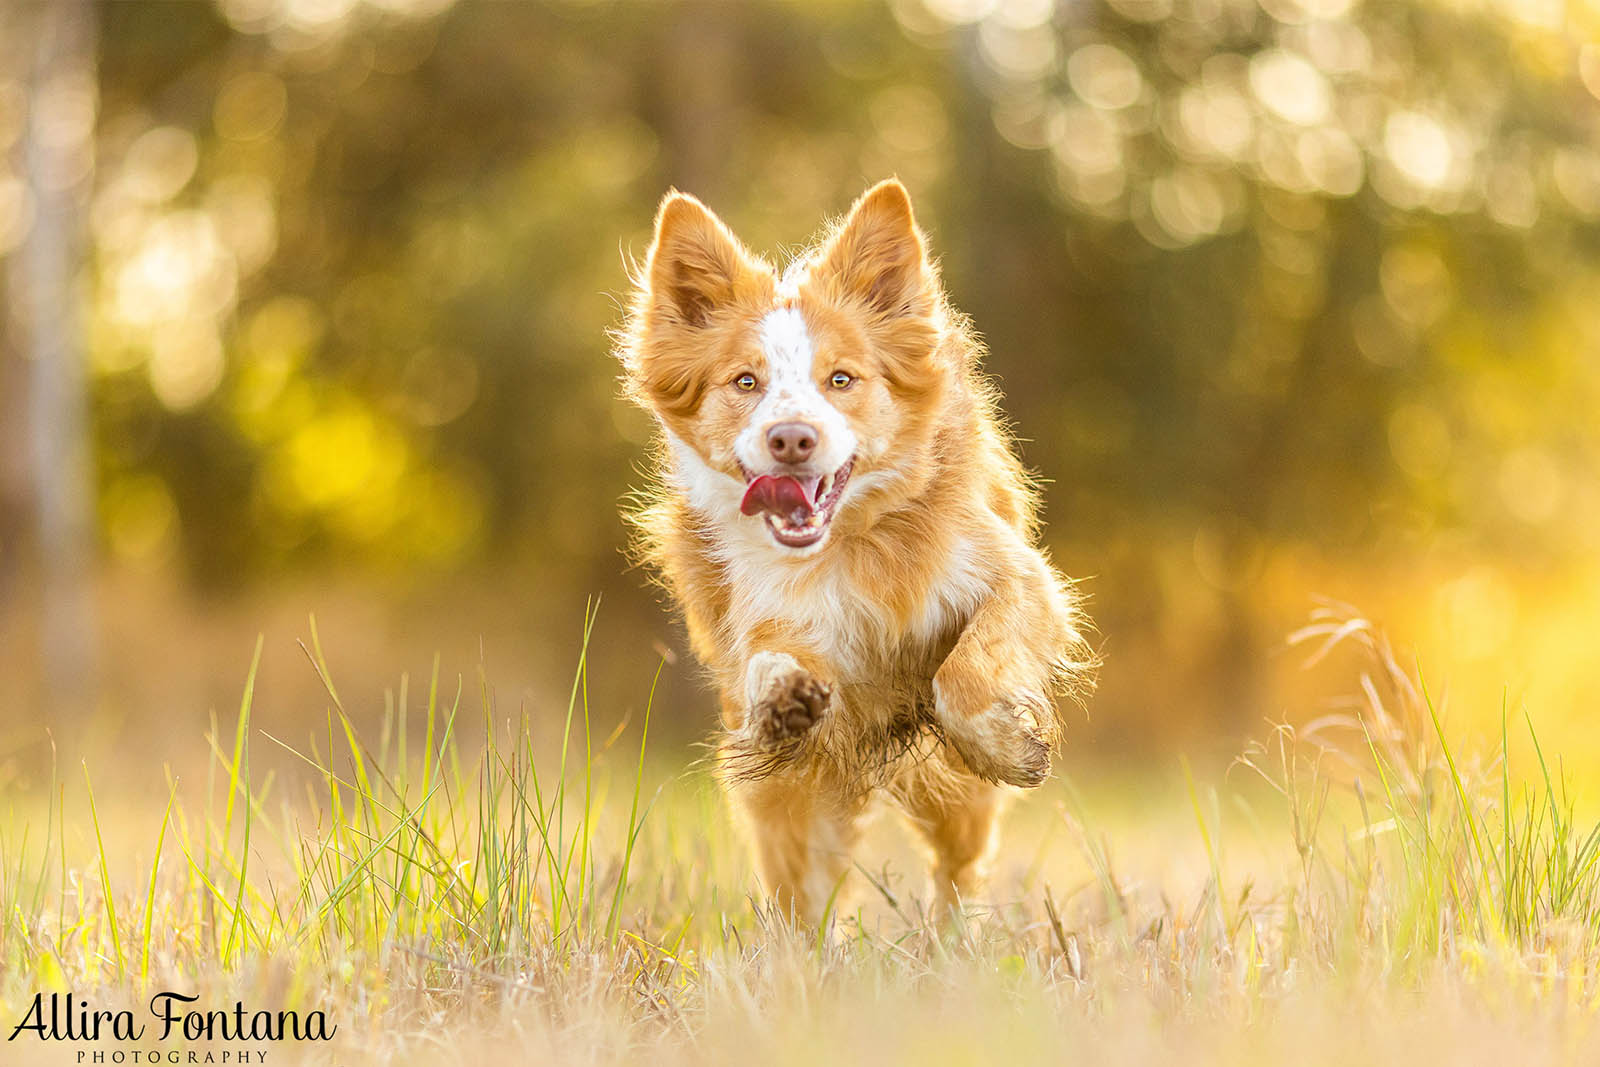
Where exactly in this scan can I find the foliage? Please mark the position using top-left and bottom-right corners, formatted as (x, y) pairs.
(2, 0), (1593, 581)
(4, 0), (1599, 740)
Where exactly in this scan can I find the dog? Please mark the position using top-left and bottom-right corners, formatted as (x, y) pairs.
(617, 179), (1095, 922)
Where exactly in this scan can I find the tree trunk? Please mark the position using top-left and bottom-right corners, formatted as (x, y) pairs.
(6, 0), (98, 710)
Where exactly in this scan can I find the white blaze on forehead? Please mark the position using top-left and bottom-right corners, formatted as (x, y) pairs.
(736, 307), (856, 472)
(759, 307), (815, 401)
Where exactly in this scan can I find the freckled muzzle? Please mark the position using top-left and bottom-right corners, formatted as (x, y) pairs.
(739, 460), (854, 548)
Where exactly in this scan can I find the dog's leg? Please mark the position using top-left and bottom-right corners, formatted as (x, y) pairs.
(932, 556), (1086, 787)
(718, 645), (853, 923)
(725, 767), (864, 924)
(890, 761), (1007, 920)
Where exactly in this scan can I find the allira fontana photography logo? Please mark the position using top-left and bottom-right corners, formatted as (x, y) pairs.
(8, 991), (336, 1063)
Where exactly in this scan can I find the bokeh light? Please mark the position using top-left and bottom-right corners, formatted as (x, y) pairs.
(1, 0), (1597, 772)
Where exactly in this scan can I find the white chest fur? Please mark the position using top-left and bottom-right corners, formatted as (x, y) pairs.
(719, 533), (990, 682)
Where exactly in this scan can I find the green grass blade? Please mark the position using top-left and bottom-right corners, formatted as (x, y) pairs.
(140, 780), (178, 984)
(82, 763), (125, 979)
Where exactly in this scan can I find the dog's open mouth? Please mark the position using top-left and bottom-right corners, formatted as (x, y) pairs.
(739, 460), (854, 548)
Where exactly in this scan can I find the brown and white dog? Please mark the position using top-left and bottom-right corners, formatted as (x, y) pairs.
(618, 179), (1095, 922)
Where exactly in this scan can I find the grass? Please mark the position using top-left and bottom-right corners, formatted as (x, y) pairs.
(4, 603), (1600, 1065)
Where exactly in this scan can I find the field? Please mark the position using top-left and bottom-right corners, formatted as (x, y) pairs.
(3, 606), (1600, 1066)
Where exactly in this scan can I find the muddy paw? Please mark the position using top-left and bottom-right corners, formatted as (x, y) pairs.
(944, 696), (1055, 788)
(752, 670), (832, 749)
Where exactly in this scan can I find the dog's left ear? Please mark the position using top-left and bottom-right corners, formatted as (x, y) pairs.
(811, 179), (934, 320)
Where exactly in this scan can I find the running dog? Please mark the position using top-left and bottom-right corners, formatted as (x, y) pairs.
(617, 179), (1095, 921)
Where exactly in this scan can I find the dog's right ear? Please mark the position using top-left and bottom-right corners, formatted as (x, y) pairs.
(642, 192), (767, 329)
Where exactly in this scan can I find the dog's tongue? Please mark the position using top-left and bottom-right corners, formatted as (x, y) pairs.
(740, 475), (815, 524)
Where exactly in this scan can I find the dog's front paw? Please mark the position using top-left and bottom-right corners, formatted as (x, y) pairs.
(745, 652), (832, 750)
(940, 692), (1055, 788)
(752, 671), (831, 748)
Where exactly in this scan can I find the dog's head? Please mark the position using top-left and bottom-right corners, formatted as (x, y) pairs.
(620, 180), (955, 555)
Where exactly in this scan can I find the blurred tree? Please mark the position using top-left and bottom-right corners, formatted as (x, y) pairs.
(3, 0), (99, 706)
(6, 0), (1593, 742)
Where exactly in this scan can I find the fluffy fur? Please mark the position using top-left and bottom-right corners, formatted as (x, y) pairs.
(617, 179), (1096, 921)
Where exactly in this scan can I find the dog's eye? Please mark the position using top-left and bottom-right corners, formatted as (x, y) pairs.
(734, 373), (758, 392)
(829, 371), (853, 389)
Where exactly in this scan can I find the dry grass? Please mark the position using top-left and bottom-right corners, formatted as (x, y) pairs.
(4, 604), (1600, 1065)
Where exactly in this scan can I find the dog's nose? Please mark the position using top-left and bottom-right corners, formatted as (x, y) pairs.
(766, 422), (818, 465)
